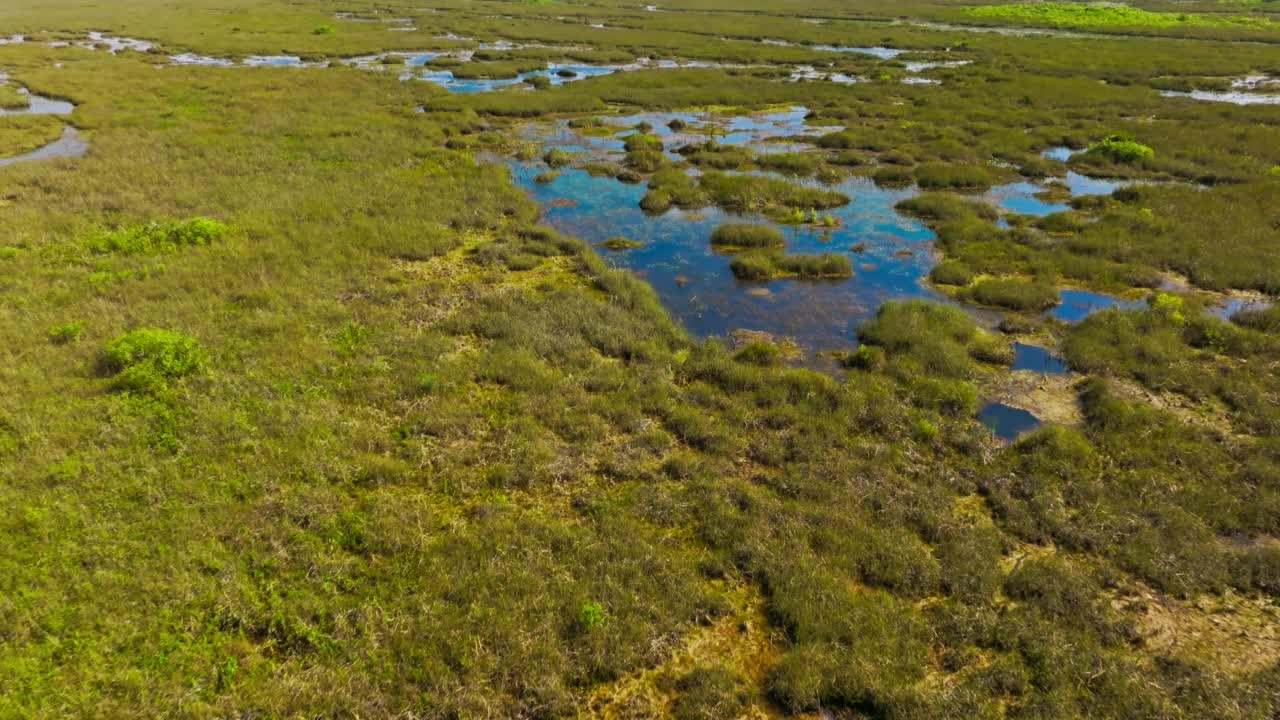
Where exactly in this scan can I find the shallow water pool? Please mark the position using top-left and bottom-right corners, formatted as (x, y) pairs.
(978, 402), (1041, 440)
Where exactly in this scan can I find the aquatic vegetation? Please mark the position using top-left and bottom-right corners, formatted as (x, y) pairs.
(597, 235), (644, 250)
(698, 171), (848, 212)
(543, 148), (572, 167)
(709, 222), (785, 249)
(755, 151), (818, 176)
(914, 161), (996, 190)
(729, 251), (852, 280)
(965, 277), (1060, 311)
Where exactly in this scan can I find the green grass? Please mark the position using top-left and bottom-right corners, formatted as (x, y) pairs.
(0, 114), (64, 157)
(709, 222), (786, 249)
(729, 251), (852, 280)
(0, 2), (1278, 717)
(963, 277), (1061, 312)
(966, 3), (1277, 30)
(914, 161), (996, 190)
(0, 83), (29, 110)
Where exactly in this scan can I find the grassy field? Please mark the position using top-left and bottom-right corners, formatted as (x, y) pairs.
(1, 0), (1278, 718)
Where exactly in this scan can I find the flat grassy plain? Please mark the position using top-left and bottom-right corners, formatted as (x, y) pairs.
(1, 0), (1278, 718)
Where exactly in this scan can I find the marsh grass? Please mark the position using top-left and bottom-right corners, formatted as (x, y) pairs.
(709, 222), (785, 249)
(729, 251), (852, 280)
(0, 83), (29, 109)
(0, 4), (1277, 718)
(0, 114), (64, 156)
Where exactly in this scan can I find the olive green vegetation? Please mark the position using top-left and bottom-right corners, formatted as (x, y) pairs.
(641, 168), (848, 218)
(597, 235), (644, 250)
(708, 222), (785, 249)
(0, 0), (1278, 718)
(962, 276), (1060, 312)
(0, 113), (64, 156)
(729, 251), (853, 280)
(966, 2), (1277, 30)
(1063, 294), (1280, 436)
(0, 82), (28, 109)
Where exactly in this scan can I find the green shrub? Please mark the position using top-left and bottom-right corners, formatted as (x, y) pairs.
(102, 328), (202, 393)
(312, 24), (335, 35)
(1232, 304), (1280, 333)
(698, 171), (848, 212)
(734, 341), (781, 366)
(1085, 134), (1154, 163)
(1035, 210), (1090, 234)
(90, 217), (228, 255)
(578, 601), (605, 631)
(48, 321), (84, 344)
(908, 376), (978, 416)
(709, 223), (785, 249)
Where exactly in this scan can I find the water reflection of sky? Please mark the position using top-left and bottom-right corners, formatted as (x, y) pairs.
(505, 109), (1177, 354)
(508, 160), (940, 351)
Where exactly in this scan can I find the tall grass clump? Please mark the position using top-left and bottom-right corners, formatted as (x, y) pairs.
(729, 252), (851, 280)
(709, 223), (785, 249)
(965, 277), (1060, 312)
(914, 162), (996, 190)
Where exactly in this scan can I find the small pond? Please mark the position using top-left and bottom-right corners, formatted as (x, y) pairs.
(1011, 343), (1069, 374)
(1049, 288), (1145, 322)
(986, 172), (1128, 216)
(508, 161), (940, 350)
(978, 402), (1042, 441)
(506, 106), (1154, 354)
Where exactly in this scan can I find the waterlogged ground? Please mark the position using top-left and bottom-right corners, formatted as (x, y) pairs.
(0, 72), (82, 163)
(5, 1), (1280, 715)
(511, 161), (941, 350)
(504, 108), (1179, 439)
(508, 109), (1150, 358)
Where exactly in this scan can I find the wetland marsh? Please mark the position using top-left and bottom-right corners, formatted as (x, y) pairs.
(1, 1), (1278, 718)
